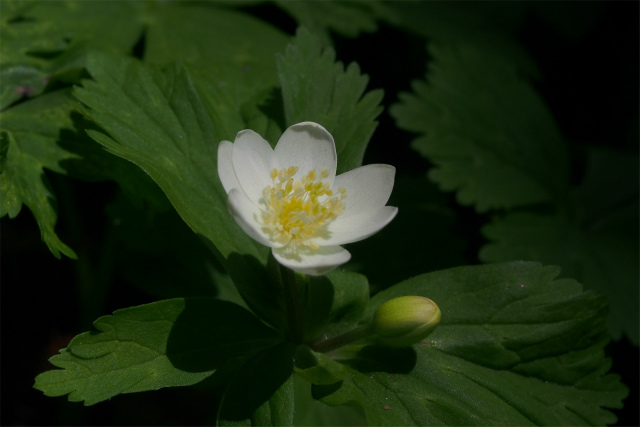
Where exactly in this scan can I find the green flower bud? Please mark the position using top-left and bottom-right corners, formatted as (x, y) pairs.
(373, 296), (441, 347)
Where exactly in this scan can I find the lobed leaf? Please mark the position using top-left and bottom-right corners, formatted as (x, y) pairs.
(391, 43), (570, 212)
(0, 88), (166, 258)
(277, 27), (384, 174)
(480, 147), (639, 343)
(0, 128), (75, 259)
(480, 211), (639, 344)
(73, 51), (268, 273)
(34, 298), (280, 406)
(314, 262), (627, 425)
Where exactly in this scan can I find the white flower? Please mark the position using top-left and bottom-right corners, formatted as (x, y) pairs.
(218, 122), (398, 276)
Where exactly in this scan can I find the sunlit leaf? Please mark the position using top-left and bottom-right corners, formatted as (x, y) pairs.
(73, 52), (267, 268)
(34, 298), (280, 406)
(314, 262), (627, 426)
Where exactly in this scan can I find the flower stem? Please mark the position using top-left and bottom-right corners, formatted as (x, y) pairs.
(281, 264), (304, 343)
(310, 322), (375, 353)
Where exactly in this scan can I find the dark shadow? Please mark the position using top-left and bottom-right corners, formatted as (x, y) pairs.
(341, 344), (417, 375)
(217, 342), (296, 422)
(166, 297), (279, 373)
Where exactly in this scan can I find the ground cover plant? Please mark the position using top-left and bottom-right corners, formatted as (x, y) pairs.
(1, 1), (638, 425)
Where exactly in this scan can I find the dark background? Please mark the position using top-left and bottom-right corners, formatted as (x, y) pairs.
(2, 1), (638, 425)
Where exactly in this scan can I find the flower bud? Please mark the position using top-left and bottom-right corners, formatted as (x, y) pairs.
(373, 296), (441, 347)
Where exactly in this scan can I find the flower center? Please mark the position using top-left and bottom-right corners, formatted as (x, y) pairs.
(259, 166), (347, 249)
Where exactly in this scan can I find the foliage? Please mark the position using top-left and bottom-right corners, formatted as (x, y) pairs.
(1, 1), (635, 425)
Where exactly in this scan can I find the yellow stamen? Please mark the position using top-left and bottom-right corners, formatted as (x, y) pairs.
(259, 167), (347, 250)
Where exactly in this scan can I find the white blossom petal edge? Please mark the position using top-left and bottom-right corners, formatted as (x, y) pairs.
(218, 122), (398, 275)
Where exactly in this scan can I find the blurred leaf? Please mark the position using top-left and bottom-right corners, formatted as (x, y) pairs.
(383, 2), (539, 77)
(0, 65), (49, 111)
(277, 27), (384, 174)
(144, 3), (288, 97)
(315, 262), (627, 425)
(391, 43), (569, 212)
(34, 298), (281, 406)
(480, 147), (639, 343)
(217, 342), (296, 426)
(21, 0), (142, 55)
(480, 211), (639, 343)
(274, 0), (382, 44)
(0, 1), (143, 109)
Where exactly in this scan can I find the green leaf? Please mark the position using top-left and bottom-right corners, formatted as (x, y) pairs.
(314, 262), (627, 426)
(274, 0), (382, 44)
(480, 210), (639, 344)
(277, 27), (384, 174)
(34, 298), (280, 406)
(0, 88), (166, 258)
(0, 128), (74, 258)
(293, 375), (367, 426)
(73, 52), (269, 277)
(294, 346), (349, 385)
(20, 0), (142, 56)
(391, 43), (569, 212)
(480, 147), (639, 343)
(144, 3), (288, 93)
(217, 342), (296, 426)
(383, 2), (540, 78)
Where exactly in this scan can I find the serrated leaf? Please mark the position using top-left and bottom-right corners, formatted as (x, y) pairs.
(391, 43), (569, 212)
(34, 298), (280, 406)
(73, 52), (269, 278)
(277, 27), (384, 174)
(0, 88), (167, 258)
(217, 342), (296, 426)
(0, 129), (75, 259)
(480, 210), (639, 344)
(314, 262), (627, 426)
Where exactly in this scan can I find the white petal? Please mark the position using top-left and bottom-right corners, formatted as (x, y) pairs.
(273, 245), (351, 276)
(273, 122), (337, 185)
(227, 188), (285, 248)
(218, 140), (241, 194)
(232, 129), (275, 203)
(333, 164), (396, 219)
(317, 206), (398, 246)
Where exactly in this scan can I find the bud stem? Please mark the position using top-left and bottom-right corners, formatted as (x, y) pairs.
(310, 322), (375, 353)
(281, 264), (304, 343)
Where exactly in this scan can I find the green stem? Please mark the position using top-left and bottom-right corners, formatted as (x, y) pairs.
(281, 264), (303, 343)
(310, 322), (375, 353)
